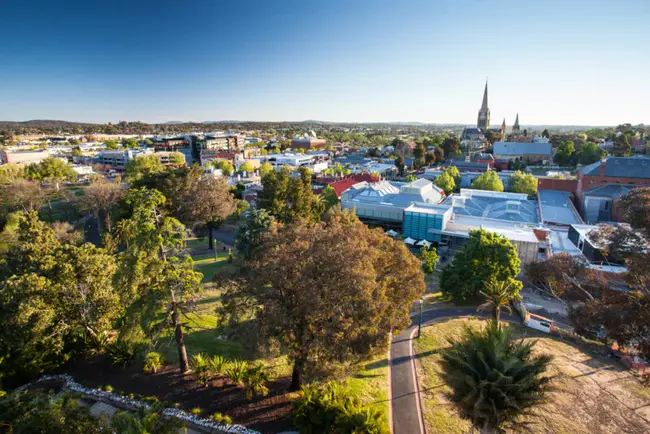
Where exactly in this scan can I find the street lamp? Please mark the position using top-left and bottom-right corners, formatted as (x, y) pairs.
(417, 297), (424, 339)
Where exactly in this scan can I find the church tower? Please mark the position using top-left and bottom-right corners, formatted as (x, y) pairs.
(500, 118), (506, 142)
(477, 81), (490, 130)
(512, 113), (521, 134)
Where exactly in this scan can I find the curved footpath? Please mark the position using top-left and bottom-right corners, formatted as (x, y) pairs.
(389, 307), (520, 434)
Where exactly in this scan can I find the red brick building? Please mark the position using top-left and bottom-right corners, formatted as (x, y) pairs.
(313, 173), (381, 198)
(576, 157), (650, 223)
(537, 177), (578, 193)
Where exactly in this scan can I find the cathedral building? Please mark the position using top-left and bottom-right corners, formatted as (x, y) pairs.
(461, 81), (504, 146)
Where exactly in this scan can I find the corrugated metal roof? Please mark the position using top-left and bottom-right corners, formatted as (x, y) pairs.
(494, 142), (552, 156)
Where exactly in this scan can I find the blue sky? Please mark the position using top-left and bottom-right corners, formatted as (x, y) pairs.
(1, 0), (648, 125)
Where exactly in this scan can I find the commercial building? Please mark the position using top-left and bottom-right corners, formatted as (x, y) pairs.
(253, 153), (329, 173)
(151, 137), (188, 152)
(290, 134), (328, 150)
(493, 142), (552, 164)
(0, 148), (50, 165)
(537, 190), (583, 226)
(341, 179), (445, 225)
(400, 189), (542, 264)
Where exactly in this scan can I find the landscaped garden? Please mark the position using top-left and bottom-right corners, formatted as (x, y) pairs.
(414, 318), (650, 434)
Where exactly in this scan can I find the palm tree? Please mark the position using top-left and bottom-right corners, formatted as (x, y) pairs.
(478, 279), (516, 322)
(441, 321), (553, 431)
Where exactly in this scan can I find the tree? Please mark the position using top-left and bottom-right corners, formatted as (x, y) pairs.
(434, 171), (455, 195)
(471, 170), (504, 192)
(542, 129), (550, 138)
(26, 158), (77, 190)
(553, 141), (576, 166)
(104, 139), (118, 150)
(421, 245), (439, 274)
(135, 166), (235, 250)
(319, 185), (339, 212)
(76, 178), (125, 235)
(213, 160), (234, 176)
(168, 151), (185, 165)
(221, 209), (425, 390)
(239, 161), (254, 173)
(124, 154), (164, 183)
(0, 212), (119, 383)
(394, 155), (405, 176)
(577, 142), (606, 165)
(613, 134), (631, 156)
(413, 142), (426, 168)
(235, 208), (276, 260)
(259, 162), (273, 177)
(567, 187), (650, 361)
(258, 166), (323, 223)
(0, 179), (46, 213)
(445, 166), (461, 186)
(0, 164), (25, 184)
(391, 138), (409, 157)
(433, 146), (444, 163)
(484, 130), (498, 145)
(404, 174), (418, 182)
(122, 138), (139, 148)
(442, 137), (460, 159)
(117, 188), (202, 373)
(441, 321), (553, 431)
(508, 170), (537, 195)
(440, 229), (522, 301)
(478, 280), (517, 322)
(425, 152), (435, 165)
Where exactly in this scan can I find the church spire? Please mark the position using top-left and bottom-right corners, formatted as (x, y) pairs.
(477, 80), (490, 130)
(481, 80), (489, 112)
(512, 113), (520, 134)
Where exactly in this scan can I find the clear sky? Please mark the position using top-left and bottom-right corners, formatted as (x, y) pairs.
(1, 0), (648, 126)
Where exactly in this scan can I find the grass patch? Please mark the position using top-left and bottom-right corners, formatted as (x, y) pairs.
(186, 237), (207, 251)
(414, 318), (650, 434)
(347, 355), (390, 431)
(193, 255), (231, 283)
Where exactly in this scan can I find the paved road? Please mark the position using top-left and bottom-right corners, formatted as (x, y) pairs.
(390, 307), (520, 434)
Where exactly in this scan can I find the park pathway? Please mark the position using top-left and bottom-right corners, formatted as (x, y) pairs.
(390, 307), (520, 434)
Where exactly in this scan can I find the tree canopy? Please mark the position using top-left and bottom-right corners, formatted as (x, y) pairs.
(257, 166), (323, 223)
(507, 170), (537, 195)
(435, 171), (455, 195)
(440, 229), (522, 301)
(124, 154), (165, 183)
(221, 209), (425, 390)
(471, 170), (504, 192)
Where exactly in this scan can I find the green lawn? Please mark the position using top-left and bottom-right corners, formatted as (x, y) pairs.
(347, 354), (391, 431)
(193, 254), (231, 283)
(413, 318), (650, 434)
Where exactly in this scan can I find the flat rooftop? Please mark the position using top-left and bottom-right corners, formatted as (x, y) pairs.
(538, 190), (583, 226)
(442, 189), (539, 224)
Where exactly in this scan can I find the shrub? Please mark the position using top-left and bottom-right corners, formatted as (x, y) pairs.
(83, 329), (112, 356)
(208, 355), (227, 377)
(292, 382), (388, 434)
(211, 412), (233, 425)
(143, 352), (165, 374)
(106, 340), (138, 367)
(191, 354), (211, 387)
(243, 364), (269, 400)
(104, 385), (113, 392)
(441, 321), (553, 430)
(225, 360), (248, 386)
(190, 407), (202, 416)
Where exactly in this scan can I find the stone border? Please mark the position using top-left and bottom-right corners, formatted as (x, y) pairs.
(16, 374), (260, 434)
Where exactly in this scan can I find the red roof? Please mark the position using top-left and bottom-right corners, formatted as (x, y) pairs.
(314, 172), (381, 198)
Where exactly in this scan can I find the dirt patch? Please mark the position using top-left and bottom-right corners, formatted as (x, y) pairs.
(64, 356), (294, 434)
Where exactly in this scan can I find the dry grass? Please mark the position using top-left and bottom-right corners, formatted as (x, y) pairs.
(414, 318), (650, 434)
